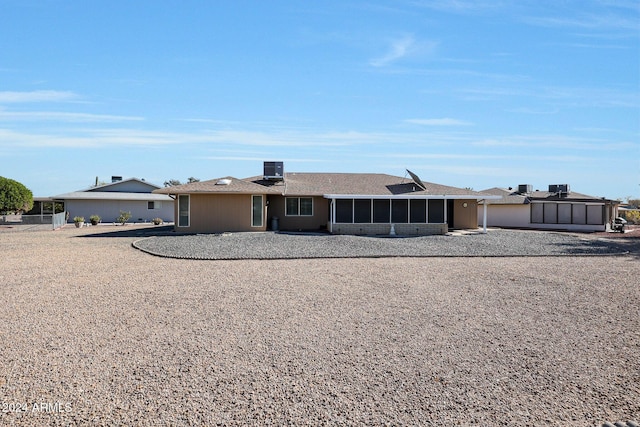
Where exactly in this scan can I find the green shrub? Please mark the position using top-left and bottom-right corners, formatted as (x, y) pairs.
(116, 210), (132, 225)
(0, 176), (33, 214)
(623, 210), (640, 225)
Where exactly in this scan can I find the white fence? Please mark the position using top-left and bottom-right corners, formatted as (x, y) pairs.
(0, 213), (68, 230)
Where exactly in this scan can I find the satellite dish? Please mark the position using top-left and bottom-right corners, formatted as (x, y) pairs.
(406, 169), (426, 190)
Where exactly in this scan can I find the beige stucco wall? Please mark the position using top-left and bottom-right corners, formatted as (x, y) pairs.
(478, 204), (530, 228)
(175, 193), (268, 234)
(478, 202), (611, 232)
(452, 199), (478, 229)
(268, 196), (330, 231)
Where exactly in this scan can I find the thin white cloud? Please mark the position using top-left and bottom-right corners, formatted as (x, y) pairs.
(369, 35), (437, 67)
(472, 135), (635, 151)
(413, 0), (505, 14)
(524, 12), (638, 32)
(0, 111), (144, 122)
(0, 90), (78, 103)
(384, 152), (596, 163)
(404, 118), (473, 126)
(199, 156), (324, 163)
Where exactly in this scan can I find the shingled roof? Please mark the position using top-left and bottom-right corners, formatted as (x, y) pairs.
(156, 172), (493, 198)
(480, 187), (617, 204)
(248, 173), (487, 197)
(153, 177), (281, 195)
(480, 188), (529, 205)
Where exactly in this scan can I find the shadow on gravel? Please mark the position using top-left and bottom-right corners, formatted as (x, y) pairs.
(553, 236), (640, 258)
(78, 225), (175, 238)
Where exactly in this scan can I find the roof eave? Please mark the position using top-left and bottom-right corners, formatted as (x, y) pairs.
(324, 194), (502, 200)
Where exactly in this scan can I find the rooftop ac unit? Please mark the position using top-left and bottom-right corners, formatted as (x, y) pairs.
(549, 184), (570, 196)
(517, 184), (532, 194)
(263, 161), (284, 181)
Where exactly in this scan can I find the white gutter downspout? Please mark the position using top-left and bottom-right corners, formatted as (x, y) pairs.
(482, 200), (488, 234)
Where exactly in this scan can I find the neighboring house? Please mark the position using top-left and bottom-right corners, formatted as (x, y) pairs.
(478, 184), (619, 232)
(153, 162), (500, 235)
(54, 177), (174, 223)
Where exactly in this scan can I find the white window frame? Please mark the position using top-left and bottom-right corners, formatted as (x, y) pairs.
(285, 197), (313, 216)
(177, 195), (189, 228)
(251, 195), (263, 227)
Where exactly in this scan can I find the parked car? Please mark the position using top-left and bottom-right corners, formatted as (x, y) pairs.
(612, 217), (627, 233)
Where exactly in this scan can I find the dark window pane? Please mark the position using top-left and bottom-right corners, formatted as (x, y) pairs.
(544, 203), (557, 224)
(300, 198), (313, 216)
(354, 199), (371, 223)
(373, 199), (390, 223)
(178, 195), (189, 227)
(335, 199), (353, 223)
(286, 198), (299, 216)
(410, 199), (426, 223)
(252, 195), (263, 227)
(531, 203), (543, 223)
(428, 199), (445, 223)
(586, 205), (603, 225)
(391, 199), (408, 223)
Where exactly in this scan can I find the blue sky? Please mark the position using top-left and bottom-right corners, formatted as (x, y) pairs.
(1, 0), (638, 199)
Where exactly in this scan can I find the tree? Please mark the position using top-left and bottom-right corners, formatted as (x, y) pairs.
(164, 177), (200, 187)
(0, 176), (34, 214)
(627, 198), (640, 209)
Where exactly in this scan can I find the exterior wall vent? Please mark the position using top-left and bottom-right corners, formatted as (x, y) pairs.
(263, 161), (284, 181)
(517, 184), (532, 194)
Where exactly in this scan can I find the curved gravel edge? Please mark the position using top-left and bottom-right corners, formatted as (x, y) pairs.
(131, 230), (634, 260)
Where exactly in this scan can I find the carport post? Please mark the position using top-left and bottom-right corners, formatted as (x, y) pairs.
(482, 200), (488, 234)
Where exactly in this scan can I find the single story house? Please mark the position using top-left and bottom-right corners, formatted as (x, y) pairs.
(54, 177), (174, 224)
(477, 184), (619, 232)
(154, 162), (500, 235)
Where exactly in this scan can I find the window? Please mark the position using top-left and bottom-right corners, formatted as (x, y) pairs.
(586, 204), (603, 225)
(531, 203), (543, 223)
(410, 199), (426, 223)
(544, 203), (557, 223)
(428, 200), (445, 223)
(178, 195), (189, 227)
(286, 197), (313, 216)
(335, 199), (353, 223)
(373, 199), (390, 223)
(391, 199), (408, 223)
(532, 202), (604, 225)
(354, 199), (372, 223)
(252, 195), (263, 227)
(148, 201), (161, 210)
(558, 204), (571, 224)
(572, 204), (586, 225)
(286, 198), (298, 216)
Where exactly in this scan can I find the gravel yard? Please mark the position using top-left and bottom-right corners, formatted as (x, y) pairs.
(132, 227), (640, 260)
(0, 225), (638, 426)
